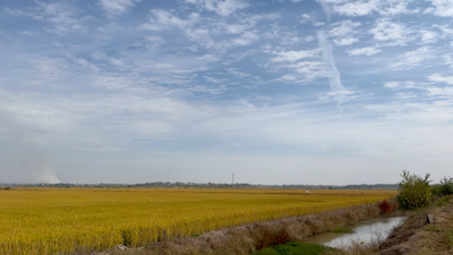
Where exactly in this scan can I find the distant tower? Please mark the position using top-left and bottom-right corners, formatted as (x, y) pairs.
(232, 173), (234, 188)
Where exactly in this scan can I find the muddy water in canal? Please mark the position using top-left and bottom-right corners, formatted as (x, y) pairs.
(308, 216), (407, 248)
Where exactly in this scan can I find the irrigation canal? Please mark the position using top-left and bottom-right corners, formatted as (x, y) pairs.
(308, 216), (407, 248)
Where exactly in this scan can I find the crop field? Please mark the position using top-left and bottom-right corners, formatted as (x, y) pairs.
(0, 188), (396, 255)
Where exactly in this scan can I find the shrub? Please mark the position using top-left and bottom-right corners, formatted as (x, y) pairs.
(438, 177), (453, 196)
(379, 200), (390, 215)
(431, 177), (453, 199)
(437, 196), (450, 207)
(431, 184), (442, 197)
(397, 170), (432, 210)
(379, 199), (397, 214)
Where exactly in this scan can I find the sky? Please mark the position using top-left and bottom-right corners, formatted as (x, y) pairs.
(1, 0), (453, 185)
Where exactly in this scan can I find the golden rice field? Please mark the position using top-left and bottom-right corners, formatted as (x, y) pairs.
(0, 188), (396, 255)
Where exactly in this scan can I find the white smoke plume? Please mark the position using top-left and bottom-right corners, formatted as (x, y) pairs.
(0, 110), (61, 184)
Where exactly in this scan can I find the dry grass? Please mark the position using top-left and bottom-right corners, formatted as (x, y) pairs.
(0, 188), (395, 255)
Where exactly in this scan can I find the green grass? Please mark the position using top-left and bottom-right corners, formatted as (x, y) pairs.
(253, 242), (335, 255)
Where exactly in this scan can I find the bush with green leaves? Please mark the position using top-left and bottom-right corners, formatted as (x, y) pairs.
(397, 170), (432, 210)
(433, 177), (453, 197)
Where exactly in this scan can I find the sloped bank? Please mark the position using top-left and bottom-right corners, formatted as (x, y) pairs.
(84, 201), (393, 255)
(375, 203), (453, 255)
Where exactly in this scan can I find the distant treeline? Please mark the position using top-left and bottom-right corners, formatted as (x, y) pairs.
(0, 182), (398, 190)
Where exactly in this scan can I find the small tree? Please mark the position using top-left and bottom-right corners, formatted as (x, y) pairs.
(438, 177), (453, 196)
(397, 170), (432, 210)
(432, 176), (453, 197)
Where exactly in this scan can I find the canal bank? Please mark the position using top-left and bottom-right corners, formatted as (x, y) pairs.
(252, 202), (453, 255)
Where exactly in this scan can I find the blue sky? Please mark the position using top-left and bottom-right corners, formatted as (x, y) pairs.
(1, 0), (453, 185)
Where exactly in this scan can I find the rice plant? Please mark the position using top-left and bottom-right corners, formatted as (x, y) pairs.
(0, 188), (396, 254)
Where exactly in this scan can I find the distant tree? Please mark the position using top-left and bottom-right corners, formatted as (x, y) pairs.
(397, 170), (432, 210)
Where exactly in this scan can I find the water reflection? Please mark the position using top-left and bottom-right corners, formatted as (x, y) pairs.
(309, 216), (407, 248)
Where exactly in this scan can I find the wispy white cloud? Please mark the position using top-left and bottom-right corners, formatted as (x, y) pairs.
(185, 0), (249, 16)
(427, 73), (453, 84)
(98, 0), (142, 16)
(328, 20), (359, 37)
(204, 76), (226, 84)
(377, 0), (419, 16)
(143, 36), (166, 49)
(91, 51), (128, 71)
(434, 24), (453, 37)
(263, 45), (324, 83)
(328, 20), (361, 46)
(391, 46), (435, 69)
(231, 30), (259, 46)
(141, 10), (200, 30)
(188, 84), (228, 95)
(301, 13), (325, 27)
(443, 53), (453, 69)
(277, 61), (325, 82)
(425, 0), (453, 17)
(347, 46), (381, 56)
(5, 2), (89, 34)
(319, 0), (418, 17)
(332, 0), (379, 16)
(426, 86), (453, 97)
(369, 18), (413, 46)
(333, 37), (358, 46)
(219, 14), (277, 34)
(393, 92), (417, 99)
(270, 49), (320, 62)
(226, 68), (250, 77)
(383, 80), (423, 90)
(419, 30), (438, 44)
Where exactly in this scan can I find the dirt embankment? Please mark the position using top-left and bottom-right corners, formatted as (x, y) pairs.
(376, 204), (453, 255)
(82, 203), (383, 255)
